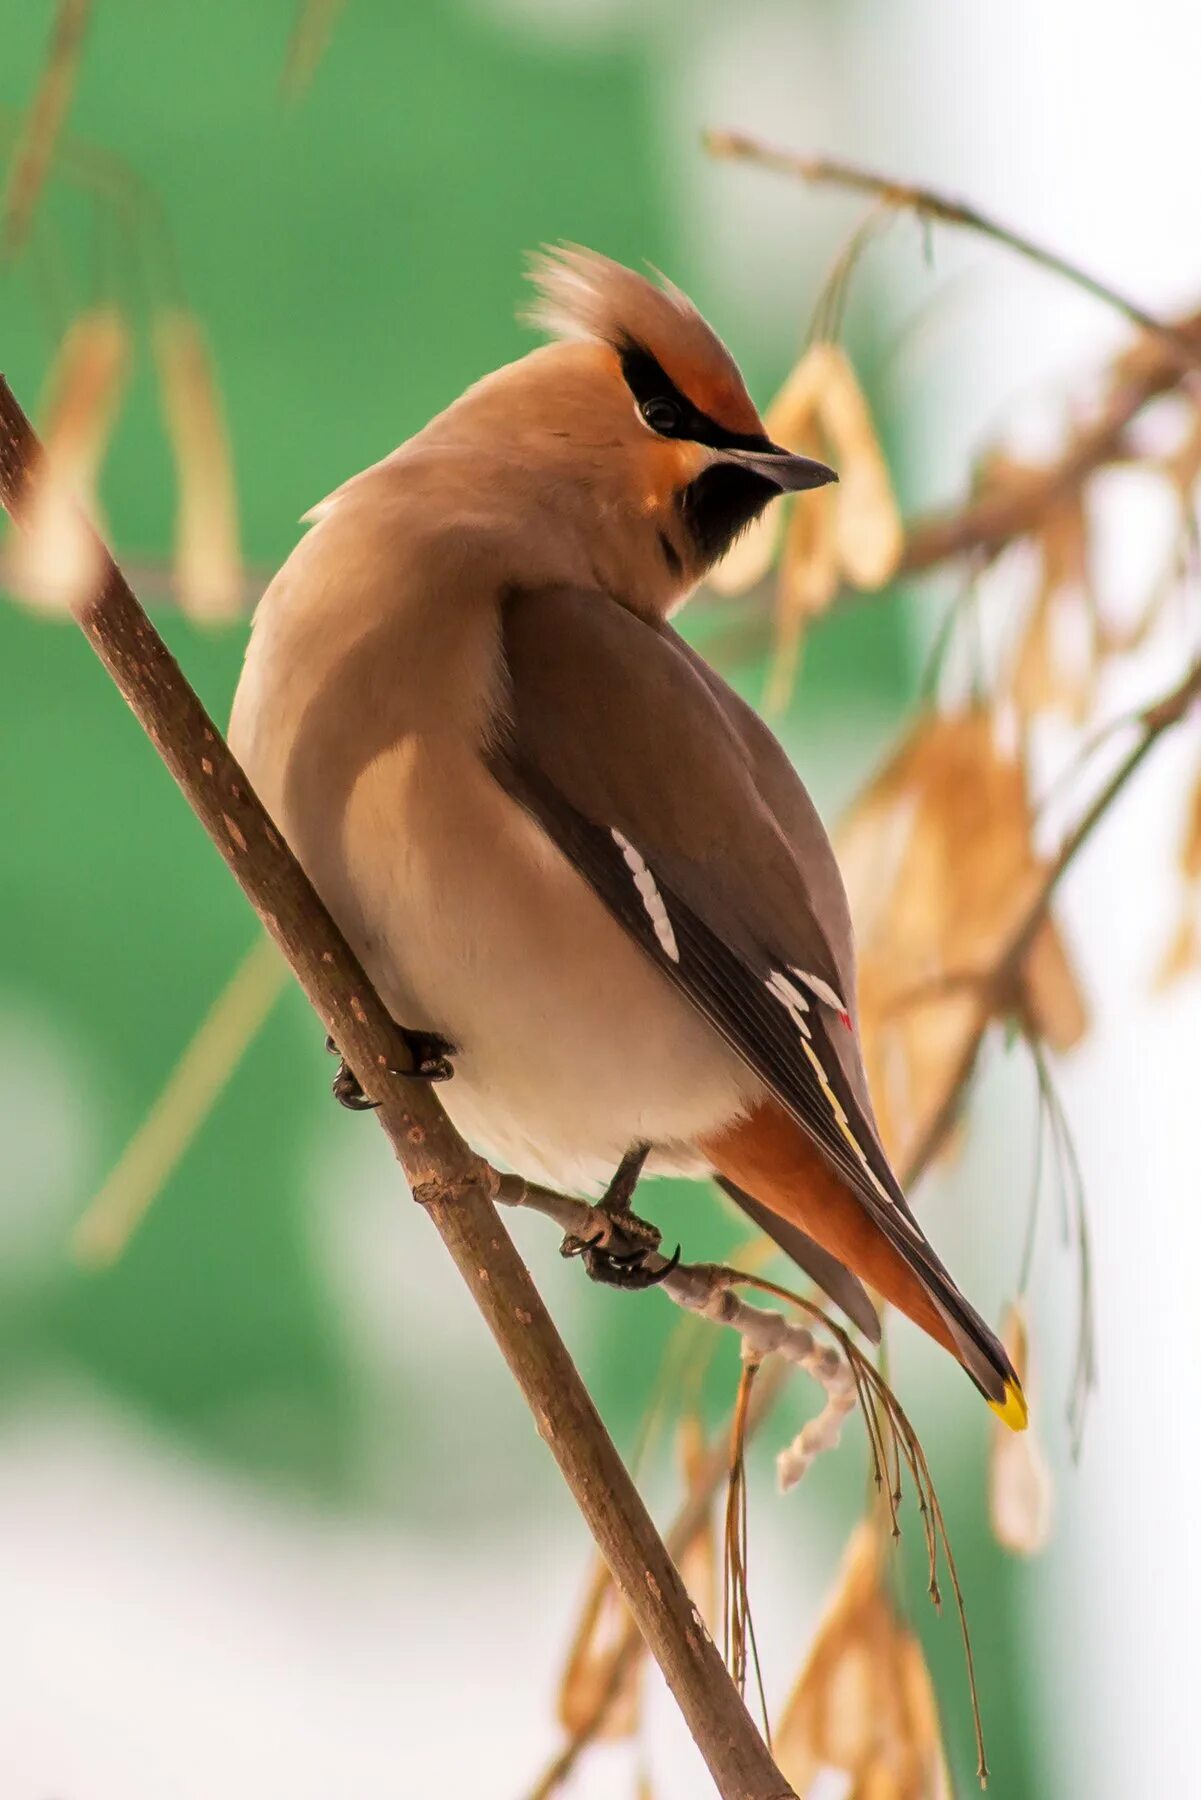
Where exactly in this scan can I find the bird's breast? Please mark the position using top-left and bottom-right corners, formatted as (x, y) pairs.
(337, 737), (758, 1192)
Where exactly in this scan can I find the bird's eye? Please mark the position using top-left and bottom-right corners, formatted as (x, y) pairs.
(641, 396), (682, 436)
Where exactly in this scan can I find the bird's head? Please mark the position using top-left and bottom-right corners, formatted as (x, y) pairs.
(522, 246), (835, 607)
(424, 246), (836, 616)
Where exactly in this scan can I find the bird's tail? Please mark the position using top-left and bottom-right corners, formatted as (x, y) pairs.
(701, 1101), (1026, 1430)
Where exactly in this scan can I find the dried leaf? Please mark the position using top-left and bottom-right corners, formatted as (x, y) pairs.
(1, 0), (92, 254)
(989, 1302), (1053, 1557)
(775, 1520), (952, 1799)
(1161, 405), (1201, 502)
(810, 343), (903, 591)
(73, 936), (286, 1266)
(762, 345), (833, 450)
(707, 506), (781, 595)
(281, 0), (349, 97)
(1153, 761), (1201, 992)
(710, 342), (900, 606)
(838, 710), (1085, 1166)
(766, 425), (838, 713)
(556, 1574), (639, 1743)
(1011, 493), (1100, 725)
(556, 1554), (642, 1742)
(1181, 767), (1201, 882)
(1021, 915), (1089, 1051)
(1154, 912), (1199, 992)
(708, 345), (831, 596)
(8, 306), (129, 614)
(153, 310), (242, 620)
(677, 1414), (718, 1635)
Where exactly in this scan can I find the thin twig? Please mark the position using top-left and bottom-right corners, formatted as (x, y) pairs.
(704, 129), (1201, 374)
(0, 376), (795, 1800)
(901, 316), (1201, 575)
(703, 129), (1201, 579)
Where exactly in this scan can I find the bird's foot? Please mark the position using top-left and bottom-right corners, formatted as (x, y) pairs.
(326, 1029), (457, 1111)
(560, 1143), (680, 1289)
(563, 1224), (682, 1291)
(331, 1055), (378, 1111)
(392, 1029), (457, 1083)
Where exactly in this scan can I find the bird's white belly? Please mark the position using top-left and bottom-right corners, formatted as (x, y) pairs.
(339, 740), (758, 1193)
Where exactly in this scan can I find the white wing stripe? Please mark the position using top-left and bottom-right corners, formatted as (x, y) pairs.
(789, 966), (850, 1022)
(765, 964), (902, 1214)
(610, 830), (680, 963)
(764, 969), (813, 1039)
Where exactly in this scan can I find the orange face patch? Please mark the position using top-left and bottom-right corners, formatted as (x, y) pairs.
(633, 436), (708, 513)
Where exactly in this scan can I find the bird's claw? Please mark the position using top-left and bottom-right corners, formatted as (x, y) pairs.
(391, 1030), (457, 1084)
(326, 1029), (457, 1110)
(560, 1210), (681, 1291)
(332, 1057), (379, 1111)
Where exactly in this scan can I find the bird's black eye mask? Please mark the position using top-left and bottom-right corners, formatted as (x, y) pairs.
(619, 341), (773, 455)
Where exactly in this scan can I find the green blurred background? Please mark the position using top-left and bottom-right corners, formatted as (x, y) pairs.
(4, 2), (1197, 1796)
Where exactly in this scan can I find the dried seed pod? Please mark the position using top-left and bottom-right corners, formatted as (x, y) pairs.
(556, 1553), (642, 1742)
(1012, 493), (1099, 725)
(774, 1519), (952, 1799)
(708, 344), (831, 596)
(554, 1410), (716, 1745)
(1153, 758), (1201, 991)
(677, 1414), (718, 1636)
(1181, 766), (1201, 881)
(706, 506), (781, 596)
(9, 306), (128, 614)
(1021, 915), (1089, 1052)
(761, 344), (832, 449)
(153, 310), (242, 620)
(810, 343), (903, 591)
(1162, 405), (1201, 504)
(989, 1302), (1053, 1557)
(281, 0), (348, 98)
(765, 423), (839, 713)
(837, 710), (1087, 1166)
(1154, 914), (1199, 991)
(1, 0), (92, 255)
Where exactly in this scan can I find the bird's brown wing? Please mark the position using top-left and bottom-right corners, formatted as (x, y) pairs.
(487, 588), (997, 1325)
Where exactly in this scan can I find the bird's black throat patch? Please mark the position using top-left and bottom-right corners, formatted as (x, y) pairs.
(677, 463), (777, 569)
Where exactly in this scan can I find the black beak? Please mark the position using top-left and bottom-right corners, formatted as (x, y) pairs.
(721, 443), (838, 492)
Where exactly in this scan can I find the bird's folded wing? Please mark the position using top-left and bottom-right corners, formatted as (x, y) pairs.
(487, 585), (944, 1291)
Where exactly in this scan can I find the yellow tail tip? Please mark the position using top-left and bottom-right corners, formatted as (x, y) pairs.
(989, 1380), (1029, 1432)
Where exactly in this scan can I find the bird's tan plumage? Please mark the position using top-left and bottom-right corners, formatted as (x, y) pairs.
(229, 246), (1024, 1425)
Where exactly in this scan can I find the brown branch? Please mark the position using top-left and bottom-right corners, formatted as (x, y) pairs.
(526, 1362), (791, 1800)
(0, 376), (795, 1800)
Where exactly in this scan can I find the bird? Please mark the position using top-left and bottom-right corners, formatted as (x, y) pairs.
(228, 245), (1026, 1430)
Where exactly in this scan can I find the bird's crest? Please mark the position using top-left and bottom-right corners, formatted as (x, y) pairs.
(525, 244), (762, 439)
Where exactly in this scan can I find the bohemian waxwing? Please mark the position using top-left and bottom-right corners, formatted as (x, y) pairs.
(229, 245), (1026, 1428)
